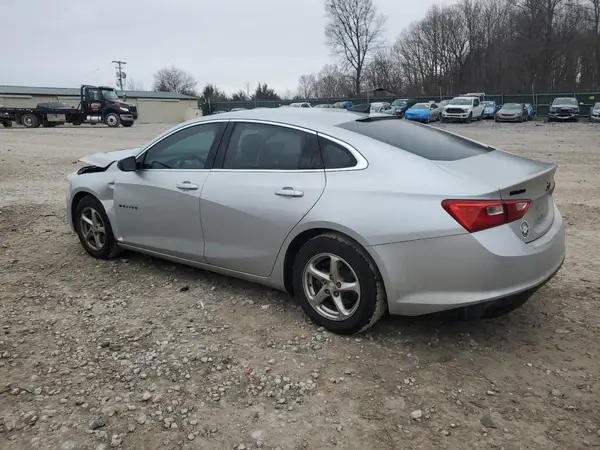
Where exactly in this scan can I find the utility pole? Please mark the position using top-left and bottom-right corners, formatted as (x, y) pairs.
(112, 60), (127, 91)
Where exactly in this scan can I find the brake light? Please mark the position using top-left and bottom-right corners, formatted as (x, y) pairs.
(441, 199), (531, 233)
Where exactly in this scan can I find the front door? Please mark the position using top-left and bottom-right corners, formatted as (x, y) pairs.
(113, 121), (226, 261)
(201, 121), (326, 277)
(84, 87), (104, 114)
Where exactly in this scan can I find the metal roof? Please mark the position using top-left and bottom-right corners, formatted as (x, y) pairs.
(0, 85), (197, 100)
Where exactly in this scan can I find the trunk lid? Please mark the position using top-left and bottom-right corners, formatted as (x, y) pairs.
(79, 147), (140, 168)
(436, 150), (557, 243)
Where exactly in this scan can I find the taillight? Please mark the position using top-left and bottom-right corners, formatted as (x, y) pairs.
(441, 199), (531, 233)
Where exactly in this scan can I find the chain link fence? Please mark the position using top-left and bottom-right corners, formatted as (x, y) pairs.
(209, 92), (600, 117)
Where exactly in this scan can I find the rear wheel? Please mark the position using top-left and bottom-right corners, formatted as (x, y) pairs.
(105, 113), (121, 128)
(22, 113), (40, 128)
(74, 196), (121, 259)
(292, 233), (387, 335)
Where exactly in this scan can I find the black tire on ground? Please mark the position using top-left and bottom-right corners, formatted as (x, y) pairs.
(547, 117), (553, 123)
(573, 117), (578, 122)
(74, 195), (122, 260)
(292, 233), (387, 335)
(440, 117), (446, 123)
(42, 121), (57, 127)
(22, 113), (40, 128)
(122, 121), (134, 128)
(2, 120), (12, 128)
(466, 113), (472, 123)
(105, 113), (121, 128)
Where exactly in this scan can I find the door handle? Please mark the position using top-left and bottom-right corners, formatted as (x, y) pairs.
(274, 186), (304, 198)
(176, 181), (199, 191)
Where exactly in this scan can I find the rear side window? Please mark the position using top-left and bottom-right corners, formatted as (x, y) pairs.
(337, 119), (494, 161)
(318, 137), (357, 169)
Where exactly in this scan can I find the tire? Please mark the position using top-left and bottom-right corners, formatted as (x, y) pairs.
(122, 121), (134, 128)
(547, 117), (553, 123)
(74, 196), (121, 260)
(292, 233), (387, 335)
(105, 113), (121, 128)
(466, 113), (472, 123)
(22, 113), (40, 128)
(2, 120), (12, 128)
(440, 116), (446, 123)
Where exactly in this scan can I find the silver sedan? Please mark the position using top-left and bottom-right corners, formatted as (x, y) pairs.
(67, 108), (565, 334)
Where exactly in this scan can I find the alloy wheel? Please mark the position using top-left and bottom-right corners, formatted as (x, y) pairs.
(80, 206), (106, 251)
(302, 253), (361, 321)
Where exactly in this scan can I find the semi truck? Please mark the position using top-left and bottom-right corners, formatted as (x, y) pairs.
(0, 85), (138, 128)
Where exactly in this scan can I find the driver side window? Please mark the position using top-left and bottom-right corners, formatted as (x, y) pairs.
(140, 123), (224, 170)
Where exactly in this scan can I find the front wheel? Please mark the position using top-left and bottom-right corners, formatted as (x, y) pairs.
(1, 120), (12, 128)
(22, 113), (40, 128)
(122, 121), (134, 128)
(74, 196), (121, 259)
(105, 113), (121, 128)
(466, 113), (472, 123)
(292, 233), (387, 335)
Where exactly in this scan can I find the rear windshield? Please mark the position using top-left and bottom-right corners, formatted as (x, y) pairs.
(337, 119), (494, 161)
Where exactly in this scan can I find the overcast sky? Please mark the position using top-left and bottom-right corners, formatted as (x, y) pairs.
(1, 0), (450, 95)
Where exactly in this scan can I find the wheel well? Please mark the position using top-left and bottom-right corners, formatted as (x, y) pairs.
(283, 228), (370, 296)
(70, 191), (93, 228)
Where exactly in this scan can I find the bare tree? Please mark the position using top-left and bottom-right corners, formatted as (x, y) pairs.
(152, 65), (197, 96)
(324, 0), (386, 95)
(314, 64), (352, 98)
(125, 77), (145, 91)
(297, 73), (317, 99)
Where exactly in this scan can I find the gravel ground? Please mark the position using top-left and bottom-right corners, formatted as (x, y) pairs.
(1, 120), (599, 450)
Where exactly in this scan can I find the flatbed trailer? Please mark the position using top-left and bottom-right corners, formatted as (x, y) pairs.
(0, 85), (138, 128)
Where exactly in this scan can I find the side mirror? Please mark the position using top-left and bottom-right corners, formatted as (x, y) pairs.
(117, 156), (138, 172)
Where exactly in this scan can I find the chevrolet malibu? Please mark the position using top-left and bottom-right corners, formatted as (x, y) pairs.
(67, 108), (565, 334)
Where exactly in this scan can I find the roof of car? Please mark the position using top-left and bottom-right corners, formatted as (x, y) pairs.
(189, 107), (358, 132)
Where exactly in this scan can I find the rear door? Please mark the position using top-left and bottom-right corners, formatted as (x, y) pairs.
(200, 120), (326, 276)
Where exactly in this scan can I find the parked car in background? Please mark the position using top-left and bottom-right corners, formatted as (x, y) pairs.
(230, 108), (247, 112)
(436, 100), (450, 113)
(390, 98), (417, 117)
(67, 108), (565, 334)
(290, 102), (312, 108)
(404, 102), (441, 123)
(481, 101), (498, 119)
(495, 103), (528, 122)
(590, 102), (600, 122)
(370, 102), (392, 113)
(548, 97), (580, 121)
(441, 97), (484, 123)
(313, 104), (332, 108)
(524, 103), (535, 120)
(333, 101), (353, 109)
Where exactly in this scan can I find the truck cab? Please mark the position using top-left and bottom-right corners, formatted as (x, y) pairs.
(81, 85), (138, 127)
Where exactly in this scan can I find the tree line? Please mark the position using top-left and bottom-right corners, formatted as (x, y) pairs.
(149, 0), (600, 103)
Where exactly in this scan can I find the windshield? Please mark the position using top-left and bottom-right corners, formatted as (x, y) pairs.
(391, 99), (407, 106)
(411, 104), (428, 110)
(552, 98), (577, 106)
(594, 102), (600, 109)
(449, 98), (472, 105)
(502, 103), (522, 110)
(101, 89), (119, 101)
(438, 100), (449, 107)
(481, 101), (495, 107)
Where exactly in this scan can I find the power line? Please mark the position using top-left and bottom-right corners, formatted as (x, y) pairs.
(112, 60), (127, 91)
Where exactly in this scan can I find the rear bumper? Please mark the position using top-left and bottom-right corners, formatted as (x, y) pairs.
(496, 116), (522, 122)
(370, 204), (565, 316)
(590, 115), (600, 122)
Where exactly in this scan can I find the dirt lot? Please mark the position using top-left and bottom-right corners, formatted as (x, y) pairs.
(1, 120), (599, 450)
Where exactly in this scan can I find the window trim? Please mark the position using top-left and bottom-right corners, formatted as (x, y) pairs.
(134, 119), (229, 171)
(212, 119), (322, 173)
(316, 133), (368, 172)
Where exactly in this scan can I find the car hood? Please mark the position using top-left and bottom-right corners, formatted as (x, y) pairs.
(406, 109), (430, 116)
(79, 147), (140, 167)
(446, 104), (472, 110)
